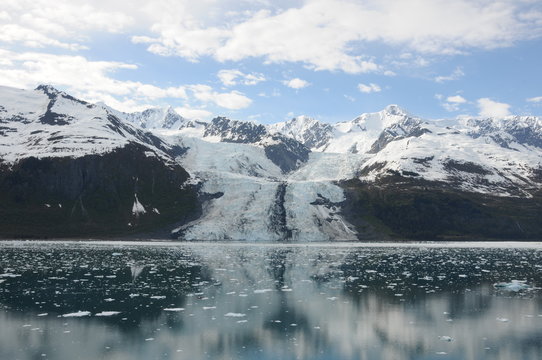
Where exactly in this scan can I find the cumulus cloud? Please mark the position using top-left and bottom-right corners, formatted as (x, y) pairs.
(0, 24), (87, 50)
(188, 84), (252, 109)
(0, 0), (133, 50)
(3, 0), (542, 74)
(477, 98), (511, 118)
(527, 96), (542, 103)
(131, 0), (542, 72)
(283, 78), (310, 89)
(434, 67), (465, 83)
(217, 69), (265, 86)
(358, 83), (381, 93)
(446, 95), (466, 103)
(0, 49), (251, 112)
(437, 94), (468, 112)
(174, 106), (213, 121)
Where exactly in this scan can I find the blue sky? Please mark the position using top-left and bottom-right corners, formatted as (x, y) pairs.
(1, 0), (542, 124)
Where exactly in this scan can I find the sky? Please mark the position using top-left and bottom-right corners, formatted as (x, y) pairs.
(1, 0), (542, 124)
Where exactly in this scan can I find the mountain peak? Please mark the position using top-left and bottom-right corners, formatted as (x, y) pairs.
(383, 104), (408, 116)
(35, 84), (63, 98)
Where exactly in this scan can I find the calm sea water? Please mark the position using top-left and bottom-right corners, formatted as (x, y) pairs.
(0, 241), (541, 360)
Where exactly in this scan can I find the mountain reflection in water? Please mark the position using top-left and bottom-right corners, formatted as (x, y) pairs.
(0, 242), (541, 360)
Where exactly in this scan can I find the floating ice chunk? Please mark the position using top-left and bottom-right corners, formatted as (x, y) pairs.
(254, 289), (273, 294)
(237, 320), (248, 323)
(62, 311), (91, 317)
(95, 311), (121, 317)
(203, 306), (216, 310)
(493, 280), (530, 292)
(164, 308), (185, 312)
(37, 313), (48, 317)
(224, 313), (246, 317)
(150, 296), (166, 300)
(145, 338), (154, 341)
(438, 336), (454, 342)
(496, 317), (509, 322)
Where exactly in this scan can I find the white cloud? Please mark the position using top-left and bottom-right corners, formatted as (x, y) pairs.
(446, 95), (466, 103)
(0, 11), (10, 21)
(477, 98), (511, 117)
(283, 78), (310, 89)
(3, 1), (541, 75)
(131, 0), (542, 72)
(435, 67), (465, 83)
(188, 84), (252, 109)
(0, 49), (250, 112)
(0, 0), (133, 50)
(217, 69), (265, 86)
(438, 94), (468, 112)
(358, 83), (381, 93)
(344, 94), (355, 102)
(0, 24), (86, 50)
(527, 96), (542, 103)
(174, 106), (213, 121)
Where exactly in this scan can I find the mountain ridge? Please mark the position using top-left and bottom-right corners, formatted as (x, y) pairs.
(1, 84), (541, 240)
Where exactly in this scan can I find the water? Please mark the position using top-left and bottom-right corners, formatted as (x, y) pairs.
(1, 241), (542, 360)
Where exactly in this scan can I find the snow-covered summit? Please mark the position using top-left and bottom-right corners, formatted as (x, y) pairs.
(0, 85), (175, 164)
(105, 105), (193, 130)
(269, 115), (333, 150)
(460, 115), (542, 149)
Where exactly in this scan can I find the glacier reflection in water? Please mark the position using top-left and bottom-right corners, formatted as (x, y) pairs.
(0, 242), (541, 360)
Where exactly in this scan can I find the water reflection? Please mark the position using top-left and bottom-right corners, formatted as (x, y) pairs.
(0, 242), (541, 360)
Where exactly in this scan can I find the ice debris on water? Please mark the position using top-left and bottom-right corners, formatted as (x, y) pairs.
(95, 311), (121, 317)
(62, 311), (91, 318)
(438, 336), (454, 342)
(493, 280), (530, 292)
(224, 313), (246, 317)
(253, 289), (273, 294)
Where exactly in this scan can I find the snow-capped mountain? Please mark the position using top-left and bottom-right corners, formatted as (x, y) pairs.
(0, 85), (180, 164)
(269, 115), (334, 149)
(1, 84), (541, 240)
(105, 105), (192, 130)
(461, 116), (542, 149)
(270, 105), (425, 154)
(0, 85), (198, 238)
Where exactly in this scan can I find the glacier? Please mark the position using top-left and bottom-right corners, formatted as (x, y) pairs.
(169, 136), (359, 241)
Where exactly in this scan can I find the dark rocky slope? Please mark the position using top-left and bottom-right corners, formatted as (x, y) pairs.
(341, 177), (542, 240)
(0, 143), (198, 238)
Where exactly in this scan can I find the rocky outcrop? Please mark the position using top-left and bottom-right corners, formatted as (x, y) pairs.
(340, 177), (542, 240)
(0, 143), (198, 238)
